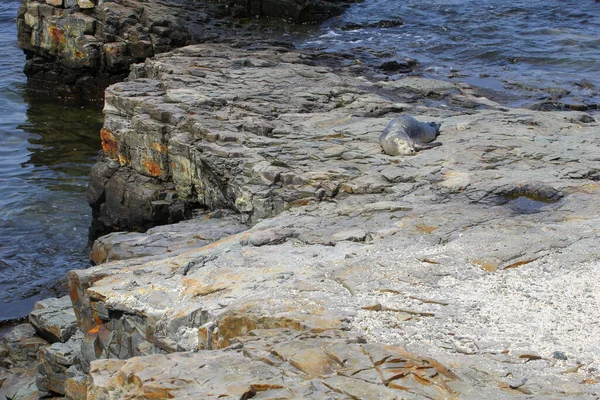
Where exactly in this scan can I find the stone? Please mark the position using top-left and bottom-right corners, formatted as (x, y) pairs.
(16, 0), (354, 101)
(0, 323), (48, 365)
(0, 367), (39, 400)
(36, 330), (83, 395)
(63, 365), (87, 400)
(29, 296), (78, 343)
(85, 330), (458, 398)
(69, 41), (600, 398)
(76, 0), (94, 9)
(553, 351), (568, 360)
(90, 211), (246, 264)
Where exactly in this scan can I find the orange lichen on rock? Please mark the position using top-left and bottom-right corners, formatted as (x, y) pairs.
(118, 153), (130, 167)
(151, 142), (168, 154)
(100, 129), (119, 159)
(87, 324), (101, 335)
(471, 259), (499, 273)
(49, 25), (66, 45)
(415, 224), (439, 234)
(143, 158), (162, 177)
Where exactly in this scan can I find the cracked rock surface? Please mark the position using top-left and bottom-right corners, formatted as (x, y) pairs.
(18, 42), (600, 398)
(16, 0), (352, 100)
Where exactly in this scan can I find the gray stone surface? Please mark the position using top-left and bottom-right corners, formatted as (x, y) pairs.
(0, 324), (48, 400)
(16, 0), (353, 100)
(37, 331), (84, 396)
(86, 329), (460, 399)
(90, 210), (247, 264)
(29, 296), (78, 343)
(67, 42), (600, 398)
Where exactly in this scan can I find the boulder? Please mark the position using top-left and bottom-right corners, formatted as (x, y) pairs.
(29, 296), (78, 343)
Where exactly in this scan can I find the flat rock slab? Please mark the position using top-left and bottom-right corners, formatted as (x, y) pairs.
(29, 296), (77, 343)
(87, 329), (461, 399)
(69, 43), (600, 398)
(90, 211), (247, 264)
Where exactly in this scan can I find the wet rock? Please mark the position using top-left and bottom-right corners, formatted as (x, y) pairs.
(341, 19), (404, 30)
(378, 60), (413, 73)
(217, 0), (351, 22)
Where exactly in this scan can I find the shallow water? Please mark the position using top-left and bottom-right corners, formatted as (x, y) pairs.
(296, 0), (600, 106)
(0, 1), (102, 321)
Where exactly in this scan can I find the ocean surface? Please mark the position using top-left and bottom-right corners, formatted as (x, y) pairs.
(296, 0), (600, 106)
(0, 0), (102, 321)
(0, 0), (599, 321)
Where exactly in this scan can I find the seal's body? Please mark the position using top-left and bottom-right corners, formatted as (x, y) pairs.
(379, 115), (442, 156)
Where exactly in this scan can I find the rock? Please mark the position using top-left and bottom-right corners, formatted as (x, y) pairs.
(63, 365), (87, 400)
(0, 324), (47, 399)
(378, 60), (413, 73)
(90, 211), (246, 264)
(17, 0), (197, 100)
(86, 330), (458, 398)
(0, 324), (48, 366)
(0, 367), (39, 400)
(218, 0), (350, 22)
(341, 19), (404, 30)
(74, 41), (600, 398)
(508, 377), (528, 389)
(77, 0), (94, 8)
(331, 228), (367, 242)
(16, 0), (355, 101)
(553, 351), (568, 360)
(37, 331), (84, 396)
(29, 296), (78, 343)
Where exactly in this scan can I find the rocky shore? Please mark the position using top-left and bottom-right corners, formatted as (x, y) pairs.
(16, 0), (351, 100)
(3, 1), (600, 399)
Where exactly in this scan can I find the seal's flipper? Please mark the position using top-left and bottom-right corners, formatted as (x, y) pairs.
(413, 141), (442, 151)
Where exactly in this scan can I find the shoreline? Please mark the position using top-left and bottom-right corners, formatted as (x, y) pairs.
(3, 41), (600, 398)
(2, 1), (600, 398)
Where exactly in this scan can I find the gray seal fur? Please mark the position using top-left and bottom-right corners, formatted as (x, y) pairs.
(379, 115), (442, 156)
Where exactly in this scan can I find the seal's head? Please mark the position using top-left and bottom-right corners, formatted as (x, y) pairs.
(428, 121), (441, 134)
(392, 137), (416, 155)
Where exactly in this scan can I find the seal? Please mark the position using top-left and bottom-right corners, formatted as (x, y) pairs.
(379, 115), (442, 156)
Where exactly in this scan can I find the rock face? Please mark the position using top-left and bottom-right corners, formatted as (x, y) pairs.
(213, 0), (351, 21)
(16, 0), (197, 99)
(64, 42), (600, 398)
(29, 296), (78, 343)
(89, 210), (247, 264)
(0, 323), (49, 400)
(16, 0), (352, 100)
(86, 330), (460, 399)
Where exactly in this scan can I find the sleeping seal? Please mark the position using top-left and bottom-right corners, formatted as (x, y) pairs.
(379, 115), (442, 156)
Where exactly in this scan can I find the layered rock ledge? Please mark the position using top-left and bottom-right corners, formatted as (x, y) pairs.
(16, 0), (352, 99)
(77, 43), (600, 398)
(3, 41), (600, 399)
